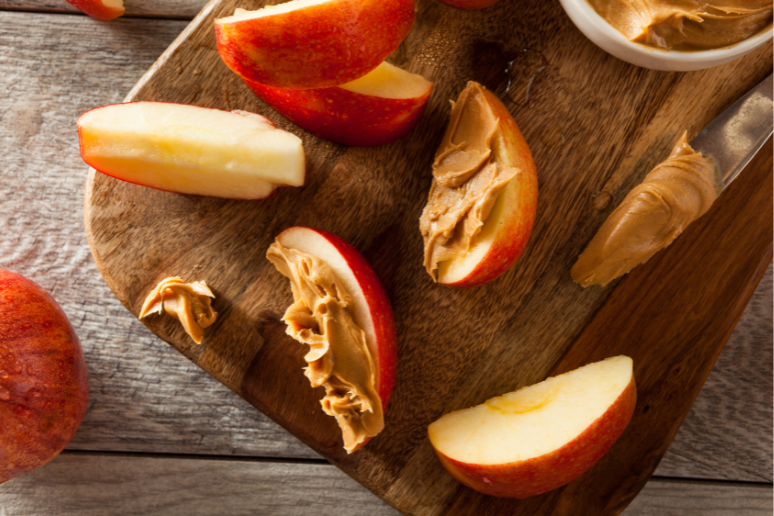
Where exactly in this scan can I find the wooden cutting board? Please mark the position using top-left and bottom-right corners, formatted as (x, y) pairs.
(83, 0), (774, 514)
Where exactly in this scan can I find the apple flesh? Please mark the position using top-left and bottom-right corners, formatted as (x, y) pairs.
(78, 102), (305, 199)
(436, 86), (538, 287)
(275, 227), (398, 417)
(0, 270), (89, 484)
(428, 356), (636, 498)
(66, 0), (124, 21)
(215, 0), (415, 89)
(245, 61), (433, 146)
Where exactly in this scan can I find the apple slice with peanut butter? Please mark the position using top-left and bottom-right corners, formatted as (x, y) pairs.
(267, 227), (398, 453)
(419, 81), (538, 287)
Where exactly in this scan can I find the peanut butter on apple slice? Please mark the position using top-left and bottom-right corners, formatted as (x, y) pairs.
(267, 241), (383, 454)
(139, 277), (217, 344)
(420, 82), (519, 280)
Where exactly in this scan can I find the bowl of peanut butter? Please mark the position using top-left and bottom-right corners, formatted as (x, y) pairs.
(559, 0), (773, 71)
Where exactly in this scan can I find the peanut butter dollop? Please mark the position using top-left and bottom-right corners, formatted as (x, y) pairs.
(587, 0), (772, 50)
(420, 82), (519, 279)
(572, 133), (720, 287)
(266, 241), (383, 453)
(139, 277), (217, 344)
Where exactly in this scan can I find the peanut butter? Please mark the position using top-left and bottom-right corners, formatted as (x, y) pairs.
(266, 241), (383, 453)
(139, 277), (217, 344)
(572, 132), (720, 287)
(419, 82), (519, 279)
(587, 0), (773, 50)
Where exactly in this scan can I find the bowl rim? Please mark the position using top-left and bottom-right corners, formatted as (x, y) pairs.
(559, 0), (774, 65)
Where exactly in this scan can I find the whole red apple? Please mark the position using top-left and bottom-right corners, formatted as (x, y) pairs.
(0, 270), (89, 484)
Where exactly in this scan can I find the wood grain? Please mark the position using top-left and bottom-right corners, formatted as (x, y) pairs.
(431, 139), (773, 515)
(0, 0), (206, 18)
(0, 453), (400, 516)
(2, 453), (770, 516)
(0, 11), (314, 460)
(624, 479), (774, 516)
(655, 264), (773, 483)
(544, 138), (773, 512)
(0, 8), (770, 514)
(82, 0), (773, 514)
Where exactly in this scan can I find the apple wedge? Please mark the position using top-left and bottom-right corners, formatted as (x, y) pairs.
(428, 356), (636, 498)
(245, 61), (433, 146)
(268, 227), (398, 452)
(77, 102), (305, 199)
(420, 82), (538, 287)
(66, 0), (124, 21)
(215, 0), (415, 89)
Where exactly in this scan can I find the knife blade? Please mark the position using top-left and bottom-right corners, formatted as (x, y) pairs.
(691, 74), (773, 191)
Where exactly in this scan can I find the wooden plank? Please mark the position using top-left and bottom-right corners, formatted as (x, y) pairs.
(0, 453), (400, 516)
(0, 453), (770, 516)
(0, 0), (206, 18)
(0, 9), (770, 493)
(0, 11), (316, 460)
(82, 0), (774, 513)
(625, 479), (773, 516)
(473, 138), (772, 516)
(656, 265), (773, 483)
(400, 142), (773, 515)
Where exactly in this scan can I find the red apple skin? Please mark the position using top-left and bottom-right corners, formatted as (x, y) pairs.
(66, 0), (124, 21)
(441, 88), (538, 288)
(215, 0), (415, 89)
(438, 0), (500, 9)
(0, 270), (89, 484)
(277, 227), (398, 411)
(434, 378), (636, 498)
(244, 78), (431, 147)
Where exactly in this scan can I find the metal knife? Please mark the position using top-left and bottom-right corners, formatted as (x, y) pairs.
(691, 74), (773, 190)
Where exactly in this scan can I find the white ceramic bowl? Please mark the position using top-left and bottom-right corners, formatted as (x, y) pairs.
(559, 0), (774, 71)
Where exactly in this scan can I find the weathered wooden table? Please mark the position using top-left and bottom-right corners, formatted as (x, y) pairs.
(0, 2), (771, 514)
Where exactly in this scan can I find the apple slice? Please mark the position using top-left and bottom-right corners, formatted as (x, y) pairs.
(215, 0), (415, 89)
(272, 227), (398, 451)
(66, 0), (124, 21)
(77, 102), (305, 199)
(245, 61), (433, 146)
(423, 83), (538, 287)
(428, 356), (636, 498)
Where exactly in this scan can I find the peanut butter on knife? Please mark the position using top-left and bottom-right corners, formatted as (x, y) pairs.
(572, 132), (721, 288)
